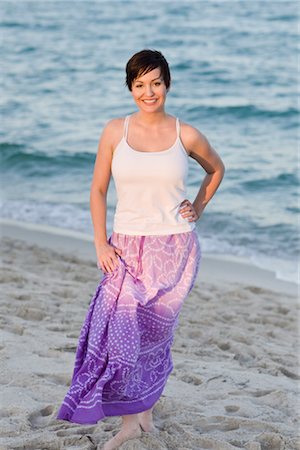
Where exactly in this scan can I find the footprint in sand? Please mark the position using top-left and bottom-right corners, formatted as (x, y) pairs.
(244, 286), (268, 295)
(61, 434), (96, 449)
(72, 274), (91, 283)
(7, 324), (25, 335)
(28, 404), (55, 429)
(52, 288), (75, 299)
(244, 442), (261, 450)
(256, 432), (285, 450)
(0, 271), (27, 284)
(66, 332), (80, 338)
(276, 305), (290, 315)
(56, 426), (96, 437)
(179, 373), (203, 386)
(13, 293), (31, 301)
(217, 341), (231, 351)
(46, 325), (69, 332)
(35, 372), (70, 386)
(15, 306), (47, 321)
(279, 366), (300, 380)
(248, 389), (274, 397)
(196, 415), (241, 433)
(51, 344), (77, 353)
(209, 416), (240, 431)
(224, 405), (240, 413)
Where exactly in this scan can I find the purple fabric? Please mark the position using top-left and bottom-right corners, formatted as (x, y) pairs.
(56, 229), (201, 424)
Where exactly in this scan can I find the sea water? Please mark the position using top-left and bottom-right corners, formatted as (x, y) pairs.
(1, 1), (298, 283)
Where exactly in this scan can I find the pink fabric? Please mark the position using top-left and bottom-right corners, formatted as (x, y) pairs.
(56, 229), (201, 424)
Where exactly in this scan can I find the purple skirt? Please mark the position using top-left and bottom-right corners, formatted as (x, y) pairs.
(56, 229), (201, 424)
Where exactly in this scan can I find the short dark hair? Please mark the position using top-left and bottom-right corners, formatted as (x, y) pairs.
(125, 49), (171, 91)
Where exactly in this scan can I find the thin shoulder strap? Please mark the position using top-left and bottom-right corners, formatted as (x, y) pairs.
(123, 115), (130, 139)
(176, 117), (180, 138)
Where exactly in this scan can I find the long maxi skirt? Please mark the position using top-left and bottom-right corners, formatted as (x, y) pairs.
(56, 229), (201, 424)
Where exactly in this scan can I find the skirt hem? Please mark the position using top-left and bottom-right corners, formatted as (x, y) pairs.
(56, 371), (170, 424)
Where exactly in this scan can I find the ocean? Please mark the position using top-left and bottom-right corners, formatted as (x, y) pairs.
(1, 0), (298, 283)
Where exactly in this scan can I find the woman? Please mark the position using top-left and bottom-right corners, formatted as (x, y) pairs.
(56, 49), (225, 450)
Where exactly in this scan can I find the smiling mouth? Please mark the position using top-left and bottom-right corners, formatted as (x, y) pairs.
(143, 99), (157, 104)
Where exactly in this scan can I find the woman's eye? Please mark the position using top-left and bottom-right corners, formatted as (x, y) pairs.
(154, 82), (161, 86)
(135, 85), (143, 88)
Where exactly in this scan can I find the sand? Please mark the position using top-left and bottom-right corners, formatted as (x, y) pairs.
(0, 220), (299, 450)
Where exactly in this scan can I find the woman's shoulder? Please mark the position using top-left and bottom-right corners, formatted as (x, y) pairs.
(103, 116), (126, 134)
(179, 119), (203, 139)
(100, 117), (127, 149)
(179, 119), (208, 152)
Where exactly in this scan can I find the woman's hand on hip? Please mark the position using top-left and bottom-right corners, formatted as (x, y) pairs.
(179, 199), (201, 222)
(96, 242), (122, 274)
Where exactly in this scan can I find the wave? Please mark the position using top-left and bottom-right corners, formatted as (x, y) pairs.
(0, 142), (95, 176)
(186, 104), (298, 120)
(268, 14), (296, 22)
(240, 172), (299, 191)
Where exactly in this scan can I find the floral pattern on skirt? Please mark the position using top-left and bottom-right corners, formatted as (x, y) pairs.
(56, 229), (201, 424)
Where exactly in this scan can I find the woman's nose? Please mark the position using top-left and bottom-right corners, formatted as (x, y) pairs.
(145, 85), (154, 96)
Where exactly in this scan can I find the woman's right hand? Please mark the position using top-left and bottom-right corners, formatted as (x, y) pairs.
(96, 242), (122, 274)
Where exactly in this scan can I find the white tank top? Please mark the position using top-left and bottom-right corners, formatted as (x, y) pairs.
(111, 114), (196, 235)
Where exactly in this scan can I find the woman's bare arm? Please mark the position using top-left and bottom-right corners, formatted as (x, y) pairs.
(181, 123), (225, 219)
(90, 119), (123, 272)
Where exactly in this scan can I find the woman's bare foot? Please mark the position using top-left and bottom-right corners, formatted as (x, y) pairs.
(101, 414), (142, 450)
(138, 406), (156, 432)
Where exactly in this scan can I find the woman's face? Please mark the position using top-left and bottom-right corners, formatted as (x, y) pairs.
(131, 67), (168, 113)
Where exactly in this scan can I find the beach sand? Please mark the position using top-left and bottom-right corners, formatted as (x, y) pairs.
(0, 220), (299, 450)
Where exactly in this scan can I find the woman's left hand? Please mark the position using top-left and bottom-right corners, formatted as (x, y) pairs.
(179, 199), (200, 222)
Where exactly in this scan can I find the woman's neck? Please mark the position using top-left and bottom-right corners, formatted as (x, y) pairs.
(134, 110), (168, 125)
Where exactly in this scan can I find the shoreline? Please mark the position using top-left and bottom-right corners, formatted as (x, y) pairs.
(0, 218), (297, 297)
